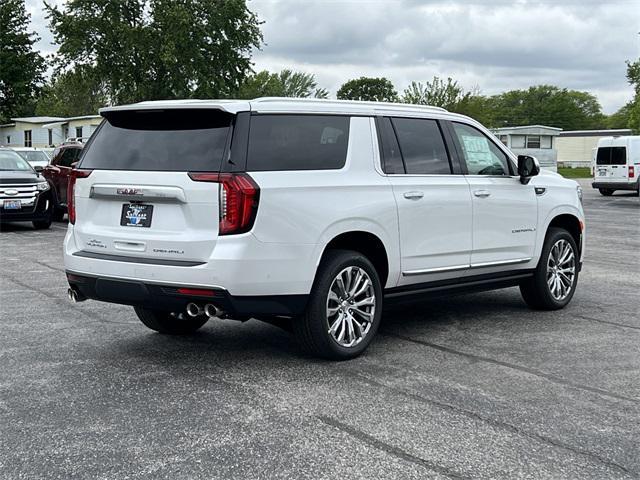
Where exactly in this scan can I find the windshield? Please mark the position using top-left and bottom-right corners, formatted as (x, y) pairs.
(16, 150), (49, 164)
(0, 150), (34, 171)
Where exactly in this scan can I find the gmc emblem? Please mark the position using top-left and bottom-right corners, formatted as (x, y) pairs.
(117, 188), (143, 196)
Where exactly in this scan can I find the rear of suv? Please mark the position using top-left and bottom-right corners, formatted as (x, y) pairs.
(65, 98), (585, 359)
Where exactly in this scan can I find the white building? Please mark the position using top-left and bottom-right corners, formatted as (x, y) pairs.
(556, 129), (632, 168)
(0, 115), (102, 148)
(491, 125), (562, 172)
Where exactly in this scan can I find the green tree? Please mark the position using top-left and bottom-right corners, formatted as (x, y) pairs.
(235, 69), (328, 99)
(401, 77), (495, 125)
(45, 0), (263, 104)
(0, 0), (45, 123)
(35, 67), (108, 117)
(626, 59), (640, 133)
(606, 103), (632, 129)
(337, 77), (398, 102)
(489, 85), (606, 130)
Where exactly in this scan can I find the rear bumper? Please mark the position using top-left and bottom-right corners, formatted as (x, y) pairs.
(66, 271), (308, 317)
(591, 181), (639, 191)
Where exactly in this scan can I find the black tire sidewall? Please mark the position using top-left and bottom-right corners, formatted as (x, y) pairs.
(302, 250), (383, 360)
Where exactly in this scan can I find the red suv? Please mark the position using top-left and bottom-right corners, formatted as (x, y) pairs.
(43, 141), (84, 221)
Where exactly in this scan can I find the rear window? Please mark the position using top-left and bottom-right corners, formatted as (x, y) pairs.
(392, 117), (451, 174)
(80, 109), (232, 171)
(596, 146), (627, 165)
(247, 115), (349, 171)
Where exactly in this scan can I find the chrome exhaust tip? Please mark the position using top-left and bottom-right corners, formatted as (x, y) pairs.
(185, 302), (203, 317)
(67, 287), (86, 303)
(204, 304), (220, 318)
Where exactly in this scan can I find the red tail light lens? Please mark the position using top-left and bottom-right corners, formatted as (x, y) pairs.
(189, 172), (259, 235)
(68, 169), (92, 224)
(629, 166), (635, 178)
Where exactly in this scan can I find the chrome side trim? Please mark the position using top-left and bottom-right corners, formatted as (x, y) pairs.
(402, 264), (470, 276)
(401, 257), (533, 276)
(470, 257), (532, 269)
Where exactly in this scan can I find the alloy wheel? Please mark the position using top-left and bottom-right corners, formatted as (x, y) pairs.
(326, 266), (376, 348)
(546, 239), (576, 301)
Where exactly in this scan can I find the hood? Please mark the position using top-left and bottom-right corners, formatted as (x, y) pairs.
(0, 170), (41, 184)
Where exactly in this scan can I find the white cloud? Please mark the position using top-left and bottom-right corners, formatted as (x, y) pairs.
(26, 0), (640, 113)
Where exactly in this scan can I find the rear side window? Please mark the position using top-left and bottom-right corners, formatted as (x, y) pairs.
(57, 148), (80, 167)
(247, 115), (349, 171)
(80, 109), (232, 171)
(392, 118), (451, 174)
(596, 147), (627, 165)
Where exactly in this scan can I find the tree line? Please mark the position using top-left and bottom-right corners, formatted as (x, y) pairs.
(1, 0), (638, 133)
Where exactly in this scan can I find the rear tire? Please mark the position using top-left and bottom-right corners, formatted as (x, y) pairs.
(52, 208), (65, 222)
(134, 307), (208, 334)
(599, 188), (614, 196)
(520, 228), (579, 310)
(293, 250), (382, 360)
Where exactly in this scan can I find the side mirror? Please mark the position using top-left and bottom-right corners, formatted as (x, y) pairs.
(33, 165), (44, 173)
(71, 161), (79, 169)
(518, 155), (540, 184)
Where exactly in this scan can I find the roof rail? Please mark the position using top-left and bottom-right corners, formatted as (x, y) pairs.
(64, 137), (91, 143)
(251, 97), (448, 112)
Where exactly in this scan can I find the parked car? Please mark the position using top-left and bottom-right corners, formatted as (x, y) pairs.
(592, 136), (640, 196)
(65, 98), (585, 359)
(42, 141), (84, 221)
(12, 147), (51, 171)
(0, 148), (53, 229)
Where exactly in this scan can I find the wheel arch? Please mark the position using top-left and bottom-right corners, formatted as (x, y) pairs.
(315, 230), (392, 289)
(544, 212), (584, 257)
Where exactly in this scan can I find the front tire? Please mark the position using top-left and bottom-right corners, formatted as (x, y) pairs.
(599, 188), (614, 196)
(293, 250), (383, 360)
(32, 217), (52, 229)
(134, 307), (208, 334)
(520, 228), (579, 310)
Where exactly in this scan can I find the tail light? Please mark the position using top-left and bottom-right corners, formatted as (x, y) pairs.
(629, 166), (635, 178)
(67, 169), (92, 224)
(189, 172), (259, 235)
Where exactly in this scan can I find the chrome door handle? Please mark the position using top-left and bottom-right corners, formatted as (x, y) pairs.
(403, 191), (424, 200)
(473, 190), (491, 198)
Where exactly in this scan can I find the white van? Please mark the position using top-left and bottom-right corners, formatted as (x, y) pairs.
(592, 136), (640, 196)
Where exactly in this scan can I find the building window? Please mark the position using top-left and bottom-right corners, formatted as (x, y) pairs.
(540, 136), (552, 149)
(511, 135), (525, 148)
(499, 135), (508, 146)
(75, 126), (83, 138)
(48, 129), (53, 146)
(24, 130), (32, 147)
(6, 136), (10, 144)
(64, 126), (69, 140)
(526, 135), (541, 149)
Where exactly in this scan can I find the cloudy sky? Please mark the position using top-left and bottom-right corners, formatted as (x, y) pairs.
(27, 0), (640, 113)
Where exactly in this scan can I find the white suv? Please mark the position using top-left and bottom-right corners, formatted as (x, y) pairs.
(64, 98), (585, 359)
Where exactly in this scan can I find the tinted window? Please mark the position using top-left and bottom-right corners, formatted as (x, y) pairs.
(377, 117), (404, 174)
(57, 148), (79, 167)
(611, 147), (626, 165)
(452, 123), (510, 175)
(596, 147), (627, 165)
(392, 118), (451, 174)
(247, 115), (349, 171)
(80, 109), (232, 171)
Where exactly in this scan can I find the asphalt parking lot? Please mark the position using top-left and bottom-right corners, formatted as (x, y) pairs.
(0, 179), (638, 479)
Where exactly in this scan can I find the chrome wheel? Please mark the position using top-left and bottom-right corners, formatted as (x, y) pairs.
(546, 239), (576, 301)
(326, 266), (376, 348)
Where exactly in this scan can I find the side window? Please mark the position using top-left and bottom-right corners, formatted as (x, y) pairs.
(57, 148), (77, 167)
(452, 123), (510, 176)
(392, 118), (451, 175)
(247, 115), (349, 171)
(376, 117), (404, 174)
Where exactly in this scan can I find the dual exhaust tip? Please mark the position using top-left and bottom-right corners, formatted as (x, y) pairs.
(186, 302), (221, 319)
(67, 287), (86, 303)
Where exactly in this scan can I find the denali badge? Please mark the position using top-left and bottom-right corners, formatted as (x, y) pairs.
(117, 188), (143, 196)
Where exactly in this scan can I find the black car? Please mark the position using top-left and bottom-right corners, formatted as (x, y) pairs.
(0, 148), (54, 229)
